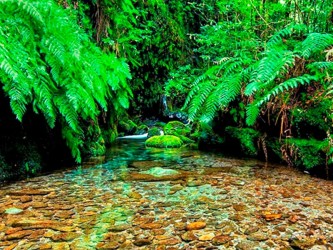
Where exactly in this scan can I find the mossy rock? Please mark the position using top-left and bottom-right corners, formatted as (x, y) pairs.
(179, 135), (195, 144)
(164, 121), (191, 137)
(118, 119), (137, 135)
(147, 127), (162, 138)
(145, 135), (183, 148)
(135, 124), (149, 135)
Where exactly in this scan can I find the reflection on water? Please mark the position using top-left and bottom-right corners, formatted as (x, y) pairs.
(1, 139), (333, 249)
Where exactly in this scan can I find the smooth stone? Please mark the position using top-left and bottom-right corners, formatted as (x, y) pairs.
(8, 189), (52, 196)
(11, 219), (74, 232)
(4, 230), (33, 240)
(212, 235), (233, 245)
(186, 221), (206, 230)
(140, 222), (163, 229)
(181, 231), (198, 242)
(4, 207), (23, 215)
(96, 242), (120, 250)
(133, 237), (152, 246)
(140, 167), (179, 177)
(247, 232), (269, 241)
(109, 224), (131, 232)
(199, 233), (215, 241)
(236, 240), (257, 250)
(20, 196), (32, 203)
(51, 232), (80, 241)
(157, 237), (181, 245)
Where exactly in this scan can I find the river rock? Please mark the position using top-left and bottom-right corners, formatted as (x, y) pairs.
(247, 232), (269, 241)
(186, 221), (206, 230)
(140, 222), (163, 229)
(199, 233), (215, 241)
(212, 235), (233, 245)
(181, 231), (198, 242)
(133, 238), (152, 246)
(51, 232), (81, 241)
(4, 230), (33, 240)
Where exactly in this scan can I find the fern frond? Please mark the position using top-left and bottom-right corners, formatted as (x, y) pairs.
(246, 75), (315, 126)
(267, 23), (307, 48)
(245, 49), (295, 96)
(300, 33), (333, 59)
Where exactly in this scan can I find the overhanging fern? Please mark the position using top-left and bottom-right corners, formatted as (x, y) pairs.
(0, 0), (132, 162)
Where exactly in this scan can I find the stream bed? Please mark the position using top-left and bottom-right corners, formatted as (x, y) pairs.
(1, 140), (333, 249)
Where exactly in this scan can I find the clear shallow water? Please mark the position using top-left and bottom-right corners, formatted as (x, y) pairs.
(1, 139), (333, 249)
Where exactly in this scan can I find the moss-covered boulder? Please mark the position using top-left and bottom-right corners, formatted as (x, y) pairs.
(118, 119), (137, 135)
(135, 124), (149, 135)
(147, 127), (162, 138)
(179, 135), (195, 144)
(145, 135), (183, 148)
(164, 121), (191, 137)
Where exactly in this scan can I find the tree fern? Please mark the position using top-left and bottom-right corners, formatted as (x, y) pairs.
(0, 0), (132, 162)
(246, 74), (316, 126)
(183, 57), (249, 122)
(299, 33), (333, 59)
(245, 29), (333, 126)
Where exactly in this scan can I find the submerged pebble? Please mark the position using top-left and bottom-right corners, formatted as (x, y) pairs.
(0, 141), (333, 249)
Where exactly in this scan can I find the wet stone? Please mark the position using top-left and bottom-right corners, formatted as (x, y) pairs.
(4, 230), (33, 240)
(247, 232), (269, 241)
(212, 235), (233, 245)
(186, 221), (206, 230)
(199, 233), (215, 241)
(181, 231), (198, 242)
(96, 242), (120, 250)
(133, 238), (152, 246)
(20, 195), (32, 203)
(1, 142), (333, 249)
(108, 224), (131, 232)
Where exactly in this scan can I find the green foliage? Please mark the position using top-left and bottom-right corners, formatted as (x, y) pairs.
(245, 31), (333, 126)
(164, 121), (191, 137)
(194, 122), (224, 147)
(147, 127), (162, 138)
(118, 119), (138, 135)
(81, 122), (106, 158)
(134, 125), (149, 135)
(286, 138), (326, 169)
(145, 135), (183, 148)
(225, 127), (260, 156)
(292, 98), (332, 137)
(0, 0), (132, 162)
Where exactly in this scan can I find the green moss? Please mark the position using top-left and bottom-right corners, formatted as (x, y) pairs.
(135, 124), (149, 135)
(118, 119), (138, 135)
(145, 135), (183, 148)
(102, 129), (118, 145)
(179, 135), (195, 144)
(225, 127), (260, 156)
(147, 127), (162, 138)
(164, 121), (191, 137)
(286, 138), (326, 169)
(82, 123), (106, 157)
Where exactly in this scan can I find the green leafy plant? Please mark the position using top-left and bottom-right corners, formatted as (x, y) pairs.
(0, 0), (132, 162)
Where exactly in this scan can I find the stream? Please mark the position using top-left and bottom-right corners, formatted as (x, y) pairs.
(1, 139), (333, 249)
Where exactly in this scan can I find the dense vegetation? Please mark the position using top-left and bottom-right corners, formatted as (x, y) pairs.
(1, 0), (333, 181)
